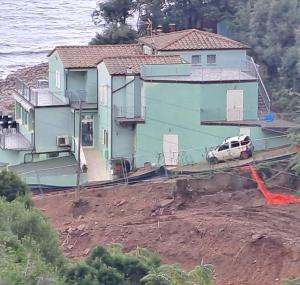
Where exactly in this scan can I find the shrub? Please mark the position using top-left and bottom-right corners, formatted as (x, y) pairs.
(0, 170), (29, 202)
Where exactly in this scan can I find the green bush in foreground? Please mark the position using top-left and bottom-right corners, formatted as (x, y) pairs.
(0, 199), (64, 285)
(0, 169), (30, 203)
(64, 244), (214, 285)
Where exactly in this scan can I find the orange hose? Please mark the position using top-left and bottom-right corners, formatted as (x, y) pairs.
(241, 166), (300, 205)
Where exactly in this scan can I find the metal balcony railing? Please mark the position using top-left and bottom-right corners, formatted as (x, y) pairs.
(113, 105), (146, 124)
(15, 78), (68, 106)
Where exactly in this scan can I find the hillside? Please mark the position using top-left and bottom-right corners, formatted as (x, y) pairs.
(35, 171), (300, 285)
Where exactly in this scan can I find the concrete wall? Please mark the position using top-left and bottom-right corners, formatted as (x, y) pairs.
(0, 149), (29, 165)
(66, 70), (87, 101)
(34, 107), (73, 152)
(200, 82), (258, 121)
(135, 80), (287, 167)
(66, 69), (97, 103)
(158, 49), (247, 69)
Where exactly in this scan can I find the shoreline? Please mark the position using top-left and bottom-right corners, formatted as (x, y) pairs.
(0, 63), (48, 114)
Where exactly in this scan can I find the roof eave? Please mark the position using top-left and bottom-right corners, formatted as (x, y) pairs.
(158, 47), (249, 52)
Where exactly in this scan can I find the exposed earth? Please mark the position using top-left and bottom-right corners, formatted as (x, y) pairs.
(34, 169), (300, 285)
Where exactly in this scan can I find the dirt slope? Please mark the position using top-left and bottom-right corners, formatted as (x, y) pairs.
(35, 172), (300, 285)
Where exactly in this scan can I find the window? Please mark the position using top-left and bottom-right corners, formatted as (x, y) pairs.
(22, 109), (28, 125)
(231, 141), (240, 148)
(55, 70), (61, 89)
(102, 129), (108, 147)
(207, 54), (216, 65)
(191, 55), (201, 65)
(218, 143), (229, 151)
(28, 110), (34, 131)
(100, 85), (108, 105)
(15, 102), (21, 120)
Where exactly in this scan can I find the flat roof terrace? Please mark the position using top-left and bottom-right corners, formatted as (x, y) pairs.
(142, 66), (257, 83)
(15, 78), (68, 107)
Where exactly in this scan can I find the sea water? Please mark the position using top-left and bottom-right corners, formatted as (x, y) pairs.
(0, 0), (99, 79)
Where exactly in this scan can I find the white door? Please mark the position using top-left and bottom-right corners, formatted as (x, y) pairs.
(227, 90), (244, 121)
(163, 134), (179, 166)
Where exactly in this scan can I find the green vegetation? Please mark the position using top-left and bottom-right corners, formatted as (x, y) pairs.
(0, 169), (30, 202)
(63, 244), (214, 285)
(91, 0), (300, 95)
(0, 199), (64, 284)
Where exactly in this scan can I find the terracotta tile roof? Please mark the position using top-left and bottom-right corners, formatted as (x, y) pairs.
(138, 29), (248, 51)
(102, 55), (185, 75)
(48, 44), (143, 68)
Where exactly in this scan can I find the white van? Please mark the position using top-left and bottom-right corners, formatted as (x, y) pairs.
(207, 135), (254, 164)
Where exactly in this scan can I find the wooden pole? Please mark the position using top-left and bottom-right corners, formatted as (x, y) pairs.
(75, 100), (83, 202)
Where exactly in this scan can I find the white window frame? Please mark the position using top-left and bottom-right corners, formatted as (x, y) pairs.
(191, 55), (201, 65)
(207, 54), (216, 65)
(22, 108), (28, 126)
(55, 70), (61, 89)
(102, 129), (108, 147)
(100, 85), (108, 106)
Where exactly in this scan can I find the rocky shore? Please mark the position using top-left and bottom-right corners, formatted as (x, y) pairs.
(0, 63), (48, 114)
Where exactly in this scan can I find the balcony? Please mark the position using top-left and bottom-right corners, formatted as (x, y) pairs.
(200, 108), (260, 126)
(113, 105), (145, 125)
(15, 78), (68, 107)
(0, 131), (33, 150)
(200, 109), (299, 131)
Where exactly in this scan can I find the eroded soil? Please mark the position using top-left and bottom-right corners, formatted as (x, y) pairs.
(35, 171), (300, 285)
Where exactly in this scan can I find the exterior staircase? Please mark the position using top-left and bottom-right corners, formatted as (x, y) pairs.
(249, 57), (271, 116)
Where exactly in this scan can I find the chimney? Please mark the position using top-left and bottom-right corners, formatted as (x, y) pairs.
(169, 23), (176, 33)
(126, 66), (133, 74)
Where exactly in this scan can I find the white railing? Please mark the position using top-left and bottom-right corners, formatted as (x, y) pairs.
(249, 57), (271, 112)
(15, 78), (68, 106)
(72, 137), (87, 171)
(0, 132), (33, 150)
(113, 105), (145, 119)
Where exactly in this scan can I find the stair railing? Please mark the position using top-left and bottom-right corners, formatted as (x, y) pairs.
(249, 57), (271, 113)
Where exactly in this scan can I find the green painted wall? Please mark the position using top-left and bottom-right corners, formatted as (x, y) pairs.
(66, 70), (87, 101)
(141, 64), (191, 77)
(200, 82), (258, 121)
(135, 80), (288, 167)
(20, 172), (88, 187)
(97, 63), (112, 165)
(66, 69), (97, 103)
(34, 107), (73, 152)
(86, 69), (97, 103)
(158, 49), (247, 68)
(0, 149), (29, 165)
(48, 51), (66, 101)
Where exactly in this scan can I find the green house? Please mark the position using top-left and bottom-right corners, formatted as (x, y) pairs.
(0, 29), (292, 185)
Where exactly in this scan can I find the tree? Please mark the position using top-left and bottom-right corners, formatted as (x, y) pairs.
(0, 169), (29, 202)
(91, 0), (138, 45)
(90, 23), (137, 45)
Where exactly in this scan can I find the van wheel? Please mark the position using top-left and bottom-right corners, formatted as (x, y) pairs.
(210, 157), (219, 164)
(240, 151), (249, 160)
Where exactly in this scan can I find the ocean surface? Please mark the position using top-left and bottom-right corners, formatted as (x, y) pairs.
(0, 0), (99, 79)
